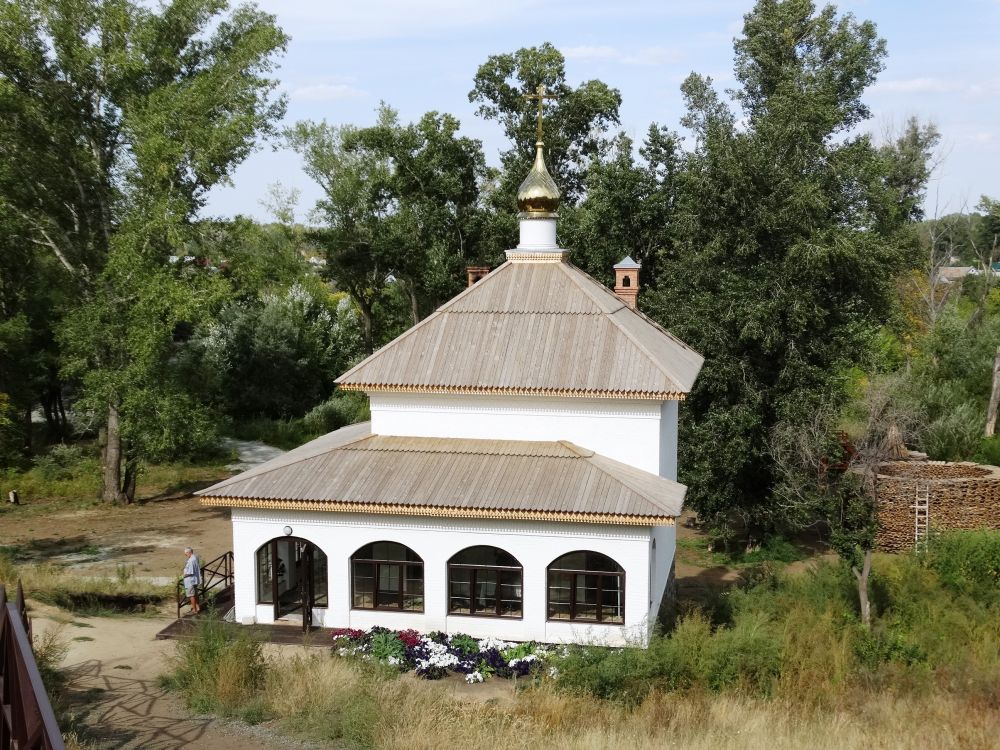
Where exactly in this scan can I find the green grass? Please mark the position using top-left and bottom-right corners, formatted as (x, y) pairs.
(676, 535), (806, 569)
(557, 532), (1000, 706)
(0, 440), (232, 518)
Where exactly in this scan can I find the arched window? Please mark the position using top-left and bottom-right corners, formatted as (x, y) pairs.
(351, 542), (423, 611)
(622, 275), (631, 287)
(547, 551), (624, 624)
(448, 546), (523, 618)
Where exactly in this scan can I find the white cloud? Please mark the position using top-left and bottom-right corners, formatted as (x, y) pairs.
(871, 77), (956, 94)
(620, 46), (683, 66)
(563, 45), (620, 61)
(870, 76), (1000, 98)
(563, 44), (682, 66)
(290, 83), (369, 102)
(255, 0), (534, 41)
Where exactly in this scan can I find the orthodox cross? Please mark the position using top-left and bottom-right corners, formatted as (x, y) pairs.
(523, 84), (559, 142)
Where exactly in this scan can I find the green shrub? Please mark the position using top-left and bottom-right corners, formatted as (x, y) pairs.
(370, 631), (405, 662)
(924, 530), (1000, 600)
(449, 633), (479, 657)
(163, 620), (268, 716)
(973, 435), (1000, 466)
(922, 402), (983, 461)
(853, 627), (926, 670)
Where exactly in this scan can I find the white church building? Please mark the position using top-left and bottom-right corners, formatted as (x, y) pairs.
(198, 123), (703, 647)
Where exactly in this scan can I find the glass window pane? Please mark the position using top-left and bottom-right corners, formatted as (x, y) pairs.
(551, 551), (623, 573)
(402, 563), (423, 611)
(450, 546), (520, 567)
(499, 570), (522, 617)
(548, 571), (571, 619)
(449, 567), (471, 614)
(312, 548), (328, 606)
(473, 569), (498, 614)
(376, 563), (401, 608)
(352, 561), (375, 609)
(573, 574), (599, 621)
(256, 544), (273, 604)
(355, 541), (422, 563)
(600, 575), (623, 622)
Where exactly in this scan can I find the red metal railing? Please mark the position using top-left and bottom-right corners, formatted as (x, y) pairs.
(176, 551), (234, 619)
(0, 581), (65, 750)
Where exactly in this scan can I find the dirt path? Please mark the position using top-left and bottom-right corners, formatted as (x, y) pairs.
(33, 607), (305, 750)
(220, 437), (285, 472)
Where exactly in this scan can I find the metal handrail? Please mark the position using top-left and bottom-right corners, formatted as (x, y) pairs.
(0, 581), (66, 750)
(176, 551), (234, 619)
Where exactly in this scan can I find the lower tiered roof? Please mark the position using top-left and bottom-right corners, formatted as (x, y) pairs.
(197, 422), (685, 525)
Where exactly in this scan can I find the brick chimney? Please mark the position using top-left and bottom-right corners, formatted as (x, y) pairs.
(466, 266), (490, 287)
(613, 256), (640, 309)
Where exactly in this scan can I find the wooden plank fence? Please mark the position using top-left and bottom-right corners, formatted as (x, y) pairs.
(0, 581), (65, 750)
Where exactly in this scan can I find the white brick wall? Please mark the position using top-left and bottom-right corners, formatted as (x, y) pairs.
(232, 508), (667, 647)
(369, 393), (668, 476)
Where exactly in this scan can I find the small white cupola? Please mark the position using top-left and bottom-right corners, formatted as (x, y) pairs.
(613, 256), (640, 309)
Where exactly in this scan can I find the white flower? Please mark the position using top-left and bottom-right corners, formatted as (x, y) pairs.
(548, 666), (560, 679)
(465, 671), (485, 684)
(415, 640), (460, 671)
(508, 654), (539, 668)
(387, 656), (401, 666)
(477, 637), (514, 652)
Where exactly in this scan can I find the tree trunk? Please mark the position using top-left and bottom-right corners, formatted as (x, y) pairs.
(985, 346), (1000, 437)
(356, 299), (375, 354)
(405, 280), (421, 327)
(57, 389), (69, 435)
(22, 405), (32, 453)
(102, 402), (123, 503)
(121, 458), (138, 504)
(853, 548), (873, 629)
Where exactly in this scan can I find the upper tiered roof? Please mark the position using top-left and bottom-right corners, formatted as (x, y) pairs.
(336, 258), (703, 400)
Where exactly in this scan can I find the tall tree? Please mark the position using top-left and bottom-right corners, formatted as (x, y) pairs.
(647, 0), (936, 533)
(469, 43), (622, 261)
(289, 105), (484, 350)
(562, 125), (683, 285)
(2, 0), (287, 502)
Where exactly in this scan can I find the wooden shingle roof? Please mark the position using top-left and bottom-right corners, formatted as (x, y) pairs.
(197, 422), (685, 525)
(335, 260), (703, 400)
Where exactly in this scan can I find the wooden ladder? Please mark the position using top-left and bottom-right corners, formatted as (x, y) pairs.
(912, 482), (930, 548)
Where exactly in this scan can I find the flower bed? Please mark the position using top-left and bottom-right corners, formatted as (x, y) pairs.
(330, 626), (551, 683)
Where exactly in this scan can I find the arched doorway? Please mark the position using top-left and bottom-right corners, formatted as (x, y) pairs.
(255, 537), (328, 629)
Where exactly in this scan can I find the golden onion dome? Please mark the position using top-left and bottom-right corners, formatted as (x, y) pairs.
(516, 141), (561, 216)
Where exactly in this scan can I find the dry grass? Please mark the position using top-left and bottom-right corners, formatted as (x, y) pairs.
(0, 554), (173, 615)
(259, 652), (999, 750)
(163, 539), (1000, 749)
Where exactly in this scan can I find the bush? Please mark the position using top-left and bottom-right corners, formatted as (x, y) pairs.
(924, 530), (1000, 600)
(973, 435), (1000, 466)
(302, 392), (371, 435)
(554, 610), (782, 704)
(31, 444), (88, 481)
(164, 620), (268, 718)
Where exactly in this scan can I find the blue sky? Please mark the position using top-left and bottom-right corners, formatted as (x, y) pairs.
(205, 0), (1000, 222)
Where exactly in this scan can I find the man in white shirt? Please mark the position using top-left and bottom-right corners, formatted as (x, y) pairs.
(182, 547), (202, 614)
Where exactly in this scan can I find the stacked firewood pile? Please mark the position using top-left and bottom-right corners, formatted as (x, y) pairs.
(875, 461), (1000, 552)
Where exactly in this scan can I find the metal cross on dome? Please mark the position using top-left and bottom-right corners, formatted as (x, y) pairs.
(523, 84), (559, 143)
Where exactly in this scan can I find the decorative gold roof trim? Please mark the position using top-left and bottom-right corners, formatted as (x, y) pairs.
(200, 496), (675, 526)
(337, 382), (686, 401)
(504, 250), (568, 263)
